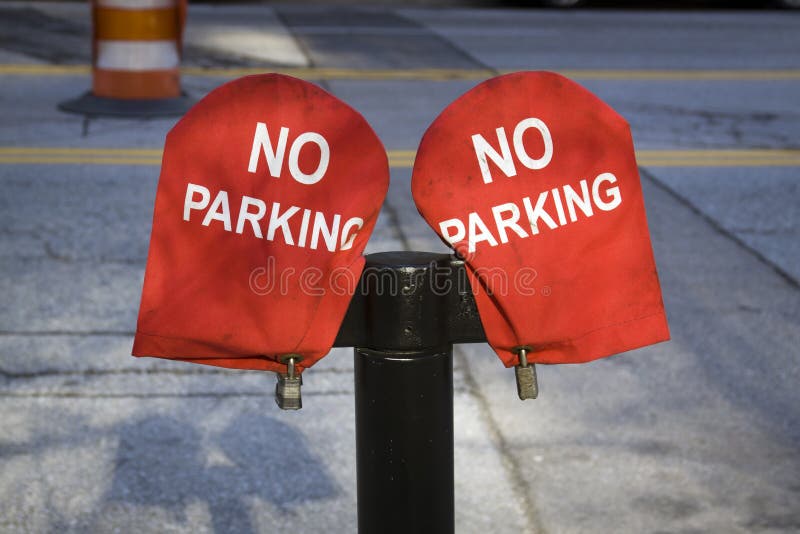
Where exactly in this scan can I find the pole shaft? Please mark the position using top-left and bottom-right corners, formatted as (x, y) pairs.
(354, 346), (455, 534)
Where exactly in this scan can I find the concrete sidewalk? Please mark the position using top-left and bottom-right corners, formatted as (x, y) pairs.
(1, 3), (799, 533)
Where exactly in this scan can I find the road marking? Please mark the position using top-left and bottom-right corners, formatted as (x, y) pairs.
(1, 148), (799, 168)
(285, 26), (559, 37)
(2, 64), (800, 81)
(0, 147), (162, 166)
(0, 64), (91, 75)
(0, 147), (161, 155)
(557, 69), (800, 81)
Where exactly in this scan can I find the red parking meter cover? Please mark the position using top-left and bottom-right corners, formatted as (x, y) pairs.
(133, 74), (389, 372)
(412, 71), (669, 367)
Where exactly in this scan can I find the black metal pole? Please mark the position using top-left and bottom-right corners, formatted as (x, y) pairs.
(333, 251), (485, 534)
(354, 347), (454, 534)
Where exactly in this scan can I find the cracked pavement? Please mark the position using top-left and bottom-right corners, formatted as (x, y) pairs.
(0, 2), (799, 533)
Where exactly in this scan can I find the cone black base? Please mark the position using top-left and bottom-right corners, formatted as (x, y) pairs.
(58, 92), (194, 118)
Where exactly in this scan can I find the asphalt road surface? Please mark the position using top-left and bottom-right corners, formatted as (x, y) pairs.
(0, 2), (798, 533)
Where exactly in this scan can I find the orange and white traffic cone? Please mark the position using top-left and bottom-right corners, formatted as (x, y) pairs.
(60, 0), (193, 117)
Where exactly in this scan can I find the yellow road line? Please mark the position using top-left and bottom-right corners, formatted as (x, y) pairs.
(2, 64), (800, 81)
(0, 156), (162, 165)
(1, 148), (799, 168)
(0, 64), (90, 75)
(0, 147), (162, 156)
(636, 160), (800, 167)
(636, 149), (800, 158)
(183, 66), (495, 81)
(552, 69), (800, 81)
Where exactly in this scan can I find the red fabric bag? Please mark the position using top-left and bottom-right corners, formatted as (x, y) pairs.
(412, 71), (669, 367)
(133, 74), (389, 373)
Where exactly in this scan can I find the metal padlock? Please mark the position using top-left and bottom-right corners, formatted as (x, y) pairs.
(514, 348), (538, 400)
(275, 355), (303, 410)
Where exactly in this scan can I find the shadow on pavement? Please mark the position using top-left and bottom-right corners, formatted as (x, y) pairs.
(105, 413), (339, 533)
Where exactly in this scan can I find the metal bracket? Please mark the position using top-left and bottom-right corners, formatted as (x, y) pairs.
(333, 252), (486, 351)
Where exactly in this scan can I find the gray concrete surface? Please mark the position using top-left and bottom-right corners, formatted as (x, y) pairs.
(0, 2), (798, 533)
